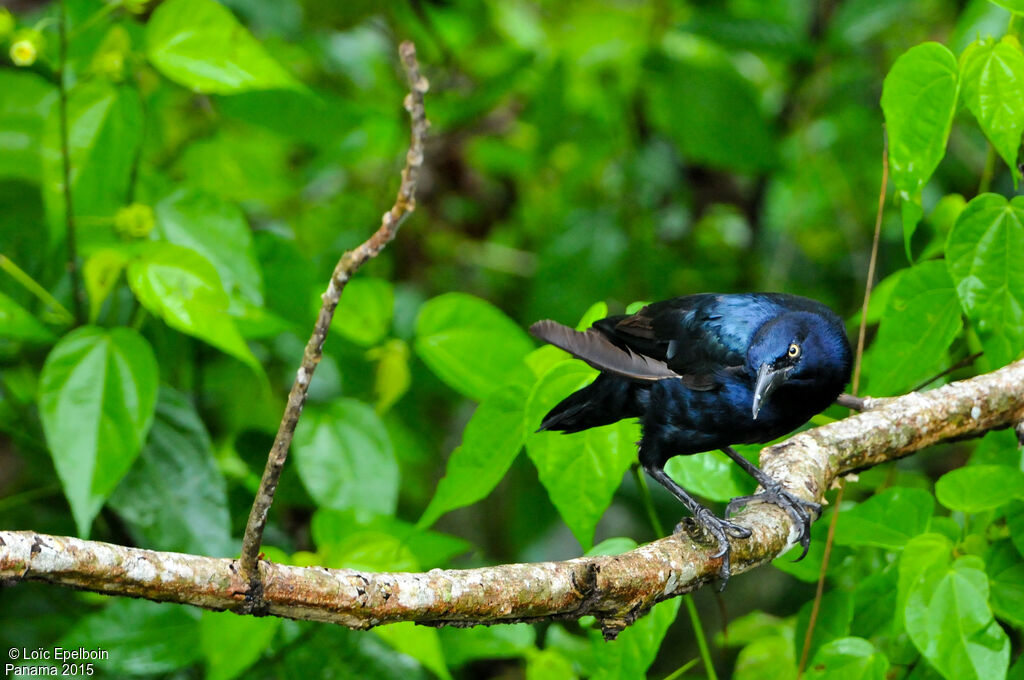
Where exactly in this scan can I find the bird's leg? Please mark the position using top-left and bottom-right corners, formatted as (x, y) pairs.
(643, 464), (751, 590)
(721, 446), (820, 560)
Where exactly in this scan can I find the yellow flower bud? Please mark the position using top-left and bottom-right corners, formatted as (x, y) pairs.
(114, 203), (156, 239)
(10, 40), (37, 67)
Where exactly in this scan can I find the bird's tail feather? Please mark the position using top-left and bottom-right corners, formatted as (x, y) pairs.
(537, 373), (642, 433)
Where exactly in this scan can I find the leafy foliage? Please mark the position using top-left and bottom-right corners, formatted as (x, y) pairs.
(1, 0), (1023, 678)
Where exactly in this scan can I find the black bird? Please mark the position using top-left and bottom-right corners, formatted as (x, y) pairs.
(530, 293), (853, 585)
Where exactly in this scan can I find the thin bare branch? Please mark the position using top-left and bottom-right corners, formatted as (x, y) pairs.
(237, 41), (429, 599)
(4, 359), (1022, 639)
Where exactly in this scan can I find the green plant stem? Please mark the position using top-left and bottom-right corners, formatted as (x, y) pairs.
(57, 0), (84, 325)
(0, 254), (74, 325)
(662, 657), (700, 680)
(67, 1), (117, 40)
(634, 467), (719, 680)
(978, 143), (996, 195)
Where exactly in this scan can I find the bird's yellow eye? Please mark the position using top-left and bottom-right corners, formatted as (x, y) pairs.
(787, 343), (801, 358)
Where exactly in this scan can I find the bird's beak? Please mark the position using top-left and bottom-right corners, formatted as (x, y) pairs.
(752, 363), (792, 420)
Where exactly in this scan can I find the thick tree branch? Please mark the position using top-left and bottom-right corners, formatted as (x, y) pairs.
(237, 41), (429, 595)
(3, 360), (1022, 639)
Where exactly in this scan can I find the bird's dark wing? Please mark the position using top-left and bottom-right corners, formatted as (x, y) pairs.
(529, 320), (679, 381)
(589, 294), (785, 390)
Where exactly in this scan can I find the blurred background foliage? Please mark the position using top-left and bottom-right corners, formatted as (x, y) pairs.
(1, 0), (1023, 678)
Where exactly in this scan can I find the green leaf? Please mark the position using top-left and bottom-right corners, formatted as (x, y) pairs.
(897, 533), (954, 628)
(41, 81), (142, 241)
(526, 648), (577, 680)
(201, 611), (280, 680)
(864, 261), (963, 396)
(0, 290), (54, 342)
(645, 49), (776, 172)
(960, 37), (1024, 187)
(851, 561), (899, 636)
(946, 193), (1024, 368)
(586, 536), (639, 557)
(39, 326), (158, 536)
(419, 374), (530, 527)
(935, 464), (1024, 512)
(796, 590), (853, 666)
(665, 445), (757, 502)
(834, 487), (934, 549)
(588, 598), (682, 680)
(1008, 500), (1024, 556)
(440, 624), (536, 668)
(988, 0), (1024, 15)
(525, 361), (637, 548)
(83, 248), (128, 323)
(109, 387), (232, 556)
(805, 637), (889, 680)
(293, 399), (398, 516)
(905, 556), (1010, 680)
(312, 509), (470, 569)
(127, 242), (260, 371)
(734, 632), (797, 680)
(881, 42), (959, 243)
(0, 70), (55, 182)
(986, 541), (1024, 627)
(154, 189), (264, 308)
(333, 277), (394, 347)
(57, 599), (201, 675)
(146, 0), (301, 94)
(415, 292), (535, 401)
(375, 624), (452, 680)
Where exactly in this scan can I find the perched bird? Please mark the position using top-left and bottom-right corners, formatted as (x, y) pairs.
(530, 293), (853, 585)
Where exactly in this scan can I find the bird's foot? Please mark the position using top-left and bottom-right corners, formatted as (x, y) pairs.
(673, 509), (752, 590)
(726, 482), (820, 560)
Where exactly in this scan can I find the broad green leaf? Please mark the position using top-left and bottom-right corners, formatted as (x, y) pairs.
(988, 0), (1024, 15)
(312, 509), (469, 569)
(834, 487), (934, 549)
(415, 292), (534, 401)
(109, 387), (232, 556)
(645, 49), (776, 172)
(986, 541), (1024, 627)
(146, 0), (301, 94)
(1009, 500), (1024, 555)
(127, 242), (260, 371)
(419, 375), (530, 527)
(278, 626), (427, 680)
(293, 399), (398, 516)
(946, 193), (1024, 368)
(154, 189), (264, 308)
(0, 70), (54, 181)
(57, 599), (201, 675)
(525, 361), (637, 548)
(960, 37), (1024, 186)
(375, 624), (452, 680)
(851, 561), (899, 636)
(734, 632), (797, 680)
(334, 277), (394, 347)
(369, 338), (411, 414)
(665, 445), (757, 502)
(526, 648), (577, 680)
(586, 536), (638, 556)
(201, 611), (280, 680)
(40, 81), (142, 242)
(83, 248), (128, 323)
(588, 598), (682, 680)
(575, 300), (609, 330)
(897, 533), (953, 627)
(905, 556), (1010, 680)
(39, 326), (158, 536)
(440, 624), (536, 668)
(805, 637), (889, 680)
(796, 590), (853, 665)
(864, 261), (963, 396)
(935, 464), (1024, 512)
(0, 290), (54, 342)
(881, 43), (959, 247)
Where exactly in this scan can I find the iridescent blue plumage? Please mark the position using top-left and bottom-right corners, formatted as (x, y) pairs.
(530, 293), (852, 586)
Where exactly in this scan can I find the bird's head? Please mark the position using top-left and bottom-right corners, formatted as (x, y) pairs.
(746, 311), (852, 420)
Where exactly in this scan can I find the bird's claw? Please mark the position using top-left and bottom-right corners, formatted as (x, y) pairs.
(726, 482), (820, 561)
(673, 509), (752, 590)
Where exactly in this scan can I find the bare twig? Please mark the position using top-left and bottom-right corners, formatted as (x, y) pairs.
(237, 41), (429, 601)
(4, 360), (1022, 639)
